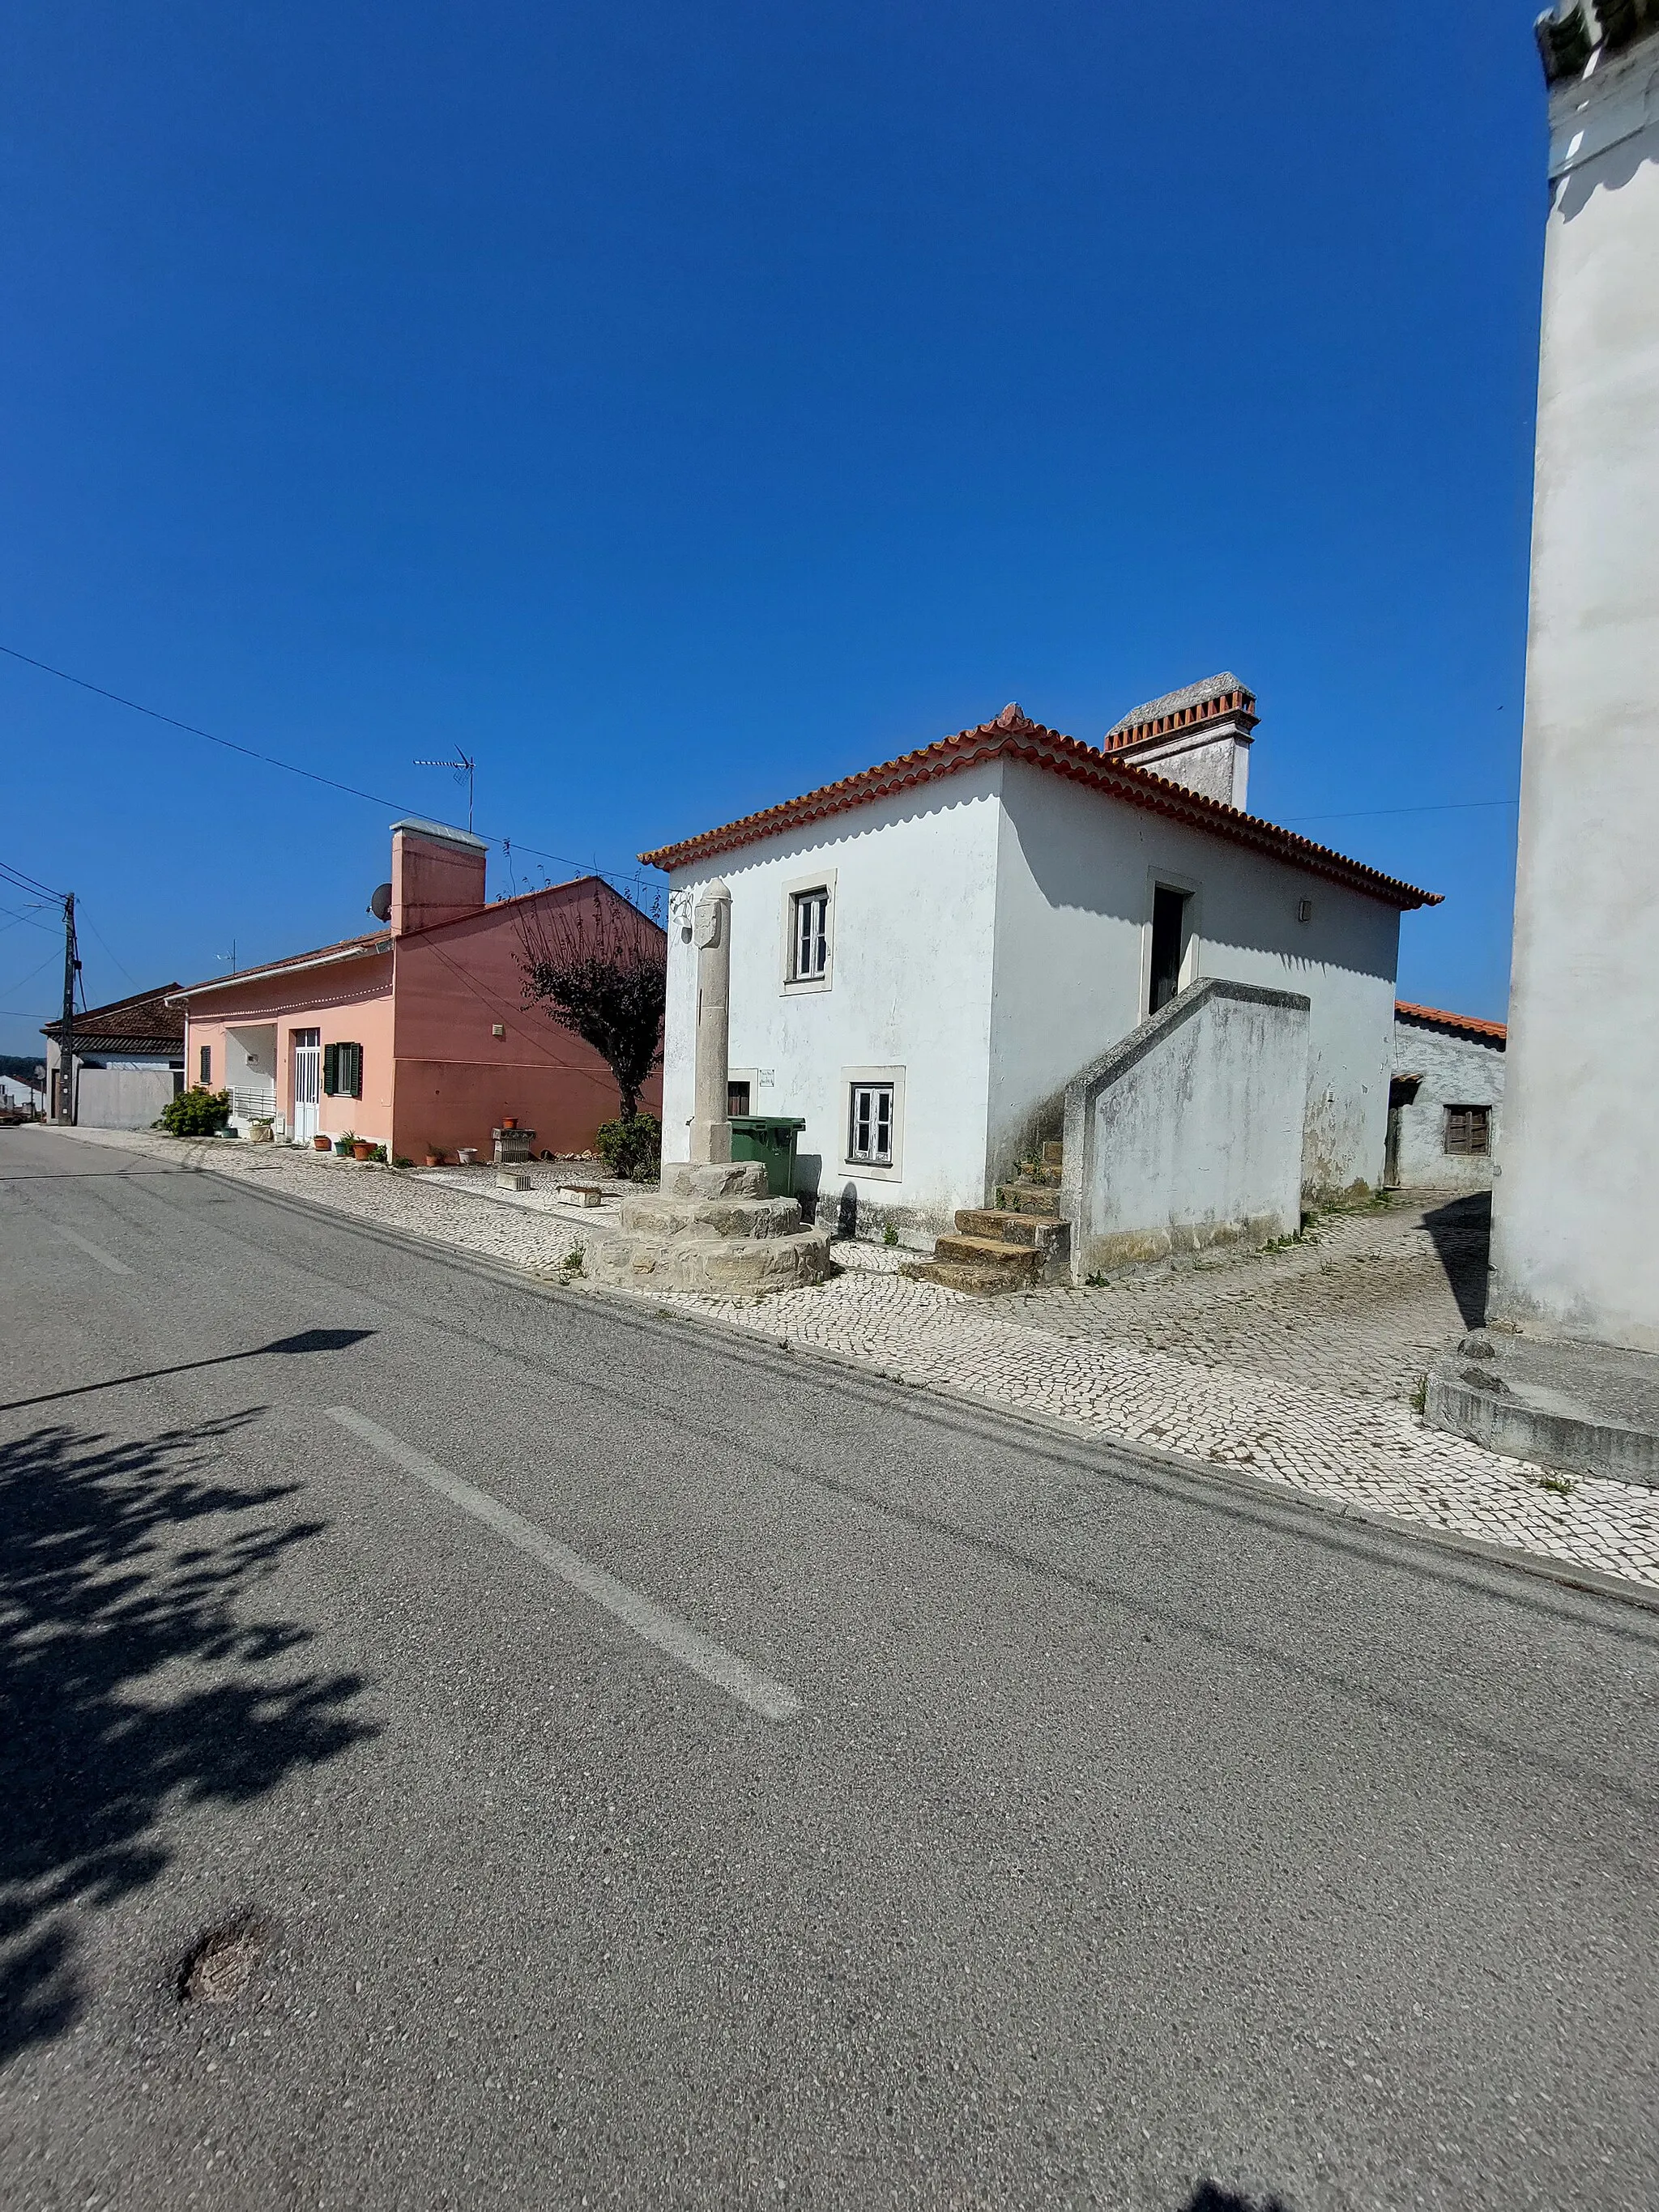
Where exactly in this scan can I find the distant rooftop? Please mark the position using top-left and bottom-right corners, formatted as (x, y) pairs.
(1536, 1), (1659, 84)
(1395, 1000), (1508, 1046)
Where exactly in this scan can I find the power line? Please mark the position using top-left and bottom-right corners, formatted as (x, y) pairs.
(1282, 799), (1520, 824)
(76, 905), (142, 993)
(0, 854), (67, 904)
(0, 947), (67, 1004)
(0, 641), (657, 895)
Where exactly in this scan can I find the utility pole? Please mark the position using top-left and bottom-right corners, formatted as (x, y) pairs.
(58, 891), (77, 1123)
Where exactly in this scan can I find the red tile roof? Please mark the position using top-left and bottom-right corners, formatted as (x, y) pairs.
(168, 929), (392, 999)
(41, 982), (184, 1049)
(1395, 1000), (1508, 1044)
(640, 705), (1442, 911)
(166, 877), (663, 1003)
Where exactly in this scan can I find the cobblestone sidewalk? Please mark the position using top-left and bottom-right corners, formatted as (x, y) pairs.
(51, 1127), (1659, 1595)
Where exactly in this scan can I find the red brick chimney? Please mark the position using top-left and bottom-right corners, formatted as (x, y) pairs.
(390, 818), (488, 936)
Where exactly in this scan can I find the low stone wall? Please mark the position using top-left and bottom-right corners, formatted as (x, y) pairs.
(1060, 978), (1310, 1282)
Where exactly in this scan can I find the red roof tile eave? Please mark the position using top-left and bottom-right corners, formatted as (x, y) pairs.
(638, 718), (1442, 913)
(167, 878), (665, 1003)
(1395, 999), (1508, 1043)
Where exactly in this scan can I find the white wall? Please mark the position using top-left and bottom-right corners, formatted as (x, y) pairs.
(1390, 1021), (1504, 1191)
(989, 761), (1401, 1197)
(663, 765), (1004, 1232)
(1063, 980), (1309, 1279)
(76, 1063), (177, 1129)
(1490, 38), (1659, 1349)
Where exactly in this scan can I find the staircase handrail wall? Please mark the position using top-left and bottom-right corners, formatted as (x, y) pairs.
(1060, 978), (1311, 1284)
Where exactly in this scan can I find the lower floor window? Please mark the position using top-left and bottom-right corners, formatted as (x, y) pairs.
(848, 1081), (893, 1167)
(1444, 1105), (1491, 1156)
(198, 1044), (211, 1085)
(322, 1041), (365, 1098)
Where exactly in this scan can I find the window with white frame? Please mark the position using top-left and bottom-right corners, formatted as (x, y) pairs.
(847, 1080), (893, 1167)
(790, 888), (830, 982)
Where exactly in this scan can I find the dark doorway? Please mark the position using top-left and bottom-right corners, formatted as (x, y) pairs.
(1148, 885), (1189, 1014)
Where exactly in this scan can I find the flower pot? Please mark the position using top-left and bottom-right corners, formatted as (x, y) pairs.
(351, 1141), (373, 1161)
(457, 1147), (478, 1166)
(312, 1136), (331, 1152)
(501, 1117), (518, 1132)
(424, 1153), (443, 1168)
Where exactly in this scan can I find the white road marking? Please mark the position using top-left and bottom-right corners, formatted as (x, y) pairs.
(326, 1406), (801, 1721)
(53, 1224), (134, 1276)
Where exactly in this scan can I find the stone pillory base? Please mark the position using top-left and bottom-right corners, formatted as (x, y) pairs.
(591, 1160), (833, 1298)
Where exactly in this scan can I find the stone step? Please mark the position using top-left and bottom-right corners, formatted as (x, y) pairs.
(902, 1250), (1040, 1296)
(926, 1233), (1044, 1285)
(997, 1181), (1062, 1217)
(954, 1207), (1067, 1249)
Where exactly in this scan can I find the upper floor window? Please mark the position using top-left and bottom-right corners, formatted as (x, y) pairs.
(791, 889), (830, 982)
(1444, 1105), (1491, 1156)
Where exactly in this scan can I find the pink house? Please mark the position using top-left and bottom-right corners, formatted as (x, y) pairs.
(170, 819), (663, 1160)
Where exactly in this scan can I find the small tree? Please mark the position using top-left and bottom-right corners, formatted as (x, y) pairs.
(518, 886), (667, 1127)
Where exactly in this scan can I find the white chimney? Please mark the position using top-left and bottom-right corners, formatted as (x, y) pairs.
(1100, 673), (1258, 812)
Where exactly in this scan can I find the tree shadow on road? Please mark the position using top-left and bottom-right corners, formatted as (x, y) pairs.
(0, 1411), (376, 2064)
(1179, 2186), (1291, 2212)
(1422, 1191), (1491, 1332)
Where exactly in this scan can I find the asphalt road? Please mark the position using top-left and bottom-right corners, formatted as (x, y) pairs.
(2, 1125), (1655, 2212)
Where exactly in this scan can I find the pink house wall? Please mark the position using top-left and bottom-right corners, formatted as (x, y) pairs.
(178, 871), (663, 1162)
(390, 880), (662, 1160)
(183, 950), (397, 1146)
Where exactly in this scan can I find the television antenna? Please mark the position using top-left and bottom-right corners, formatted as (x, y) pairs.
(413, 752), (476, 832)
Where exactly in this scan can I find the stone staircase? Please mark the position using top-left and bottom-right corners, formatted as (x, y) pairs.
(902, 1142), (1068, 1295)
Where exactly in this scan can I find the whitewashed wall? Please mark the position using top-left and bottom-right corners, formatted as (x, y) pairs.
(662, 765), (1004, 1232)
(1062, 980), (1309, 1279)
(76, 1064), (177, 1130)
(989, 760), (1401, 1198)
(662, 754), (1405, 1237)
(1490, 37), (1659, 1350)
(1390, 1021), (1504, 1191)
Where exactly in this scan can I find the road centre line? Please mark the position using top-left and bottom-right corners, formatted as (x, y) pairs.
(326, 1406), (802, 1722)
(53, 1223), (134, 1276)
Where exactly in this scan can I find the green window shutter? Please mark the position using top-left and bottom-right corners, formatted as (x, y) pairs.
(347, 1042), (363, 1098)
(322, 1043), (338, 1095)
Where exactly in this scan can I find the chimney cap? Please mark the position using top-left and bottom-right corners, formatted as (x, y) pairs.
(1104, 672), (1255, 738)
(391, 816), (488, 852)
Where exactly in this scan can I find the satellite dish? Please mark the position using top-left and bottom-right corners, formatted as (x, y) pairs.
(369, 883), (393, 922)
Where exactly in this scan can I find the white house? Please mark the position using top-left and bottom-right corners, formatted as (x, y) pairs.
(644, 684), (1438, 1283)
(1489, 6), (1659, 1352)
(41, 984), (186, 1128)
(1388, 1003), (1506, 1191)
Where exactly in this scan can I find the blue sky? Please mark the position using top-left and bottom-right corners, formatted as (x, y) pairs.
(1, 2), (1547, 1055)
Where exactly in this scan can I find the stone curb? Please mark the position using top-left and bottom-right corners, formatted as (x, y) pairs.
(1427, 1352), (1659, 1490)
(130, 1136), (1659, 1622)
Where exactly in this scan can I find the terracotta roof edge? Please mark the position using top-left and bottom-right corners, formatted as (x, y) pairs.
(640, 715), (1440, 911)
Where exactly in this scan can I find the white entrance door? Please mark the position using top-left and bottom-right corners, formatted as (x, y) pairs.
(292, 1029), (321, 1142)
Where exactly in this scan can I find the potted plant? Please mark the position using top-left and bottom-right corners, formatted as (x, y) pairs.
(334, 1132), (356, 1157)
(423, 1147), (445, 1166)
(351, 1138), (373, 1161)
(312, 1134), (331, 1153)
(501, 1116), (518, 1132)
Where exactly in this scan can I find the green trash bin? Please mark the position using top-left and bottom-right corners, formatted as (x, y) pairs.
(728, 1115), (805, 1199)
